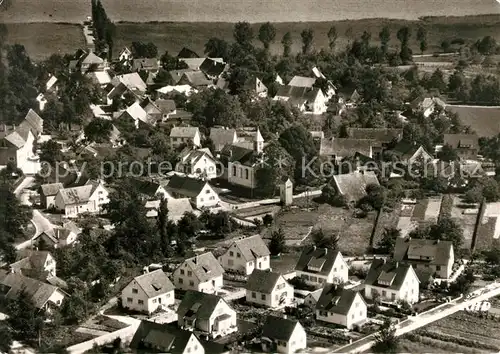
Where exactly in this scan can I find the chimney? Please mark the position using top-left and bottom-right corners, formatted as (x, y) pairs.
(324, 248), (328, 255)
(394, 262), (399, 268)
(312, 245), (316, 252)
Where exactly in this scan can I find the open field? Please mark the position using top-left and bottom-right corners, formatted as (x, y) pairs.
(400, 311), (500, 353)
(371, 204), (401, 248)
(6, 15), (500, 61)
(447, 105), (500, 138)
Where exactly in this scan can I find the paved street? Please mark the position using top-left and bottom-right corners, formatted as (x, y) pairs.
(15, 209), (54, 250)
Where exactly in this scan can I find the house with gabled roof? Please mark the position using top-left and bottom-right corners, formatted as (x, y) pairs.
(443, 133), (479, 160)
(10, 250), (57, 278)
(319, 137), (376, 161)
(393, 238), (454, 279)
(364, 259), (420, 304)
(142, 98), (177, 123)
(391, 140), (433, 164)
(303, 288), (323, 308)
(35, 221), (80, 249)
(274, 86), (328, 114)
(244, 77), (268, 98)
(39, 182), (64, 209)
(219, 128), (264, 189)
(130, 178), (171, 200)
(209, 127), (239, 153)
(107, 73), (147, 104)
(121, 269), (175, 314)
(131, 321), (205, 354)
(145, 198), (193, 223)
(170, 126), (201, 149)
(332, 171), (380, 204)
(178, 71), (213, 89)
(261, 315), (307, 354)
(118, 101), (157, 129)
(177, 47), (200, 58)
(0, 270), (65, 313)
(118, 47), (132, 63)
(219, 235), (270, 275)
(173, 252), (224, 293)
(54, 180), (109, 217)
(346, 128), (403, 147)
(80, 52), (107, 73)
(295, 246), (348, 286)
(409, 96), (446, 117)
(132, 58), (160, 73)
(176, 147), (218, 180)
(166, 175), (219, 209)
(315, 285), (367, 329)
(200, 58), (228, 79)
(246, 270), (294, 308)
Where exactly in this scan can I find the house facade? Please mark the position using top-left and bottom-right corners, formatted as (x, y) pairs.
(121, 270), (175, 314)
(54, 180), (109, 218)
(443, 133), (479, 160)
(261, 316), (307, 354)
(166, 175), (220, 209)
(172, 252), (224, 293)
(315, 285), (367, 329)
(178, 291), (237, 338)
(170, 127), (201, 149)
(176, 148), (218, 180)
(219, 235), (270, 275)
(295, 247), (348, 286)
(245, 270), (294, 308)
(39, 183), (64, 209)
(364, 259), (420, 304)
(393, 238), (454, 279)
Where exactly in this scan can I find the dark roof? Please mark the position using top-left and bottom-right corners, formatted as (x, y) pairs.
(130, 321), (196, 353)
(319, 138), (375, 157)
(262, 315), (300, 342)
(443, 133), (478, 150)
(177, 290), (225, 321)
(130, 178), (163, 198)
(168, 69), (196, 85)
(154, 99), (176, 113)
(132, 58), (159, 72)
(316, 285), (363, 315)
(177, 48), (200, 58)
(346, 128), (403, 144)
(132, 270), (175, 298)
(393, 238), (453, 267)
(180, 252), (225, 282)
(166, 175), (211, 198)
(392, 140), (427, 159)
(246, 269), (282, 293)
(40, 183), (64, 197)
(233, 235), (270, 261)
(294, 247), (343, 276)
(220, 144), (256, 167)
(200, 58), (227, 77)
(364, 259), (415, 290)
(24, 109), (44, 136)
(179, 71), (212, 87)
(209, 128), (237, 152)
(275, 85), (321, 103)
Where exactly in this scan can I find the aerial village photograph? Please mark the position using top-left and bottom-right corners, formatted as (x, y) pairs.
(4, 0), (500, 352)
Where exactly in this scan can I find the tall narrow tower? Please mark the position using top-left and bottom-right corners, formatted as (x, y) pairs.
(254, 127), (264, 154)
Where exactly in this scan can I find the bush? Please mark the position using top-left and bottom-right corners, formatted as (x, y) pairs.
(262, 214), (273, 226)
(288, 276), (317, 291)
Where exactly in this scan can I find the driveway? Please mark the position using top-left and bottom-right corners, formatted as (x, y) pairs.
(15, 210), (55, 250)
(13, 176), (35, 198)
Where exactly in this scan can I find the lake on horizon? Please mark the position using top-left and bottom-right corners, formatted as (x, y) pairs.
(1, 0), (500, 23)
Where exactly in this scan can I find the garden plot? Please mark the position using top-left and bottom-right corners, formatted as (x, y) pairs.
(448, 195), (479, 249)
(396, 198), (441, 237)
(475, 202), (500, 251)
(484, 202), (500, 239)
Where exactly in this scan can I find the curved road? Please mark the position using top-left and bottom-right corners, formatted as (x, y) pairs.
(15, 209), (54, 250)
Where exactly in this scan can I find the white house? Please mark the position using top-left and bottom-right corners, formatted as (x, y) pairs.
(54, 180), (109, 218)
(35, 221), (80, 249)
(39, 183), (64, 209)
(393, 238), (454, 279)
(0, 270), (65, 313)
(219, 129), (264, 189)
(10, 250), (57, 278)
(173, 252), (224, 293)
(166, 175), (220, 209)
(364, 259), (420, 304)
(219, 235), (270, 275)
(303, 289), (323, 308)
(315, 285), (367, 329)
(246, 269), (294, 308)
(118, 47), (133, 62)
(176, 148), (218, 180)
(170, 127), (201, 149)
(274, 85), (328, 114)
(261, 316), (307, 354)
(177, 290), (237, 338)
(295, 247), (349, 286)
(121, 269), (175, 314)
(130, 178), (171, 200)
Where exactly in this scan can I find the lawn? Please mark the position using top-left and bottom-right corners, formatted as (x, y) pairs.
(8, 14), (500, 62)
(447, 105), (500, 138)
(448, 194), (479, 249)
(371, 203), (401, 249)
(400, 311), (500, 353)
(5, 23), (84, 61)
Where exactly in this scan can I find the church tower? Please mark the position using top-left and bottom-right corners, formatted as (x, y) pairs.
(254, 128), (264, 154)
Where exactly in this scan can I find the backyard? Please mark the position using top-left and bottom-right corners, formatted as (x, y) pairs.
(447, 105), (500, 138)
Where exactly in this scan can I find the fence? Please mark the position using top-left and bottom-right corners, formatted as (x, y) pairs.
(66, 323), (140, 354)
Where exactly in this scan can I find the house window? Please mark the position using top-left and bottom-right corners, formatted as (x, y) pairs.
(179, 278), (183, 284)
(341, 265), (344, 270)
(275, 294), (279, 301)
(188, 271), (192, 277)
(200, 198), (204, 202)
(127, 297), (132, 303)
(166, 293), (170, 298)
(194, 345), (198, 350)
(391, 293), (396, 301)
(205, 189), (210, 194)
(352, 314), (355, 319)
(245, 169), (249, 179)
(132, 288), (138, 294)
(237, 253), (241, 258)
(210, 196), (215, 200)
(232, 166), (236, 176)
(249, 261), (254, 266)
(180, 269), (185, 275)
(334, 267), (337, 272)
(153, 299), (157, 303)
(228, 259), (234, 266)
(261, 294), (266, 300)
(189, 280), (194, 286)
(252, 292), (256, 298)
(382, 290), (387, 297)
(436, 265), (441, 271)
(138, 300), (144, 305)
(355, 302), (359, 308)
(230, 251), (234, 257)
(187, 348), (191, 353)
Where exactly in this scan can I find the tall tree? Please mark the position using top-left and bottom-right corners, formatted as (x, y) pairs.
(379, 26), (390, 55)
(416, 26), (428, 54)
(373, 318), (399, 352)
(204, 37), (230, 59)
(233, 22), (254, 48)
(301, 28), (314, 54)
(328, 26), (338, 52)
(258, 22), (276, 51)
(269, 228), (286, 255)
(281, 32), (292, 57)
